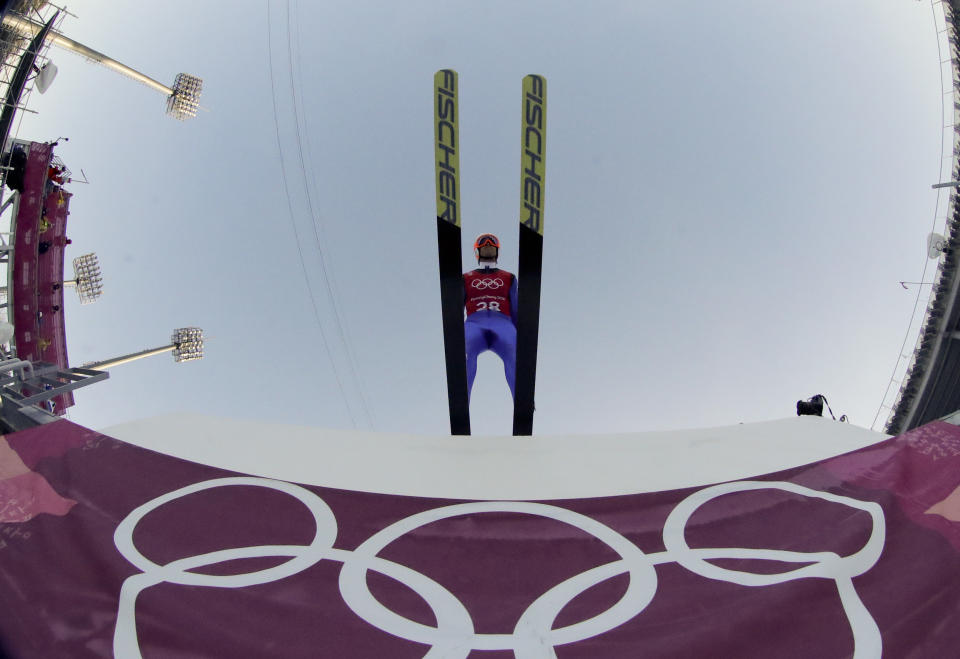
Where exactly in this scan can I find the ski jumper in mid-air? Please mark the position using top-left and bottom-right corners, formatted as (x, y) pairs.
(464, 233), (518, 400)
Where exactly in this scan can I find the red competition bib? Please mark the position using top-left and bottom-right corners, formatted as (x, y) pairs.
(464, 269), (513, 318)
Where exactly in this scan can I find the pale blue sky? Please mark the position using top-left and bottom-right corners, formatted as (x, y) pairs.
(15, 0), (945, 436)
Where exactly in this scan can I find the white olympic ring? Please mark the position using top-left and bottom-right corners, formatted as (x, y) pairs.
(471, 277), (504, 290)
(112, 478), (886, 659)
(338, 501), (657, 657)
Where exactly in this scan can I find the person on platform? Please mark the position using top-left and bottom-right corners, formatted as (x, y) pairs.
(47, 165), (65, 185)
(464, 233), (518, 401)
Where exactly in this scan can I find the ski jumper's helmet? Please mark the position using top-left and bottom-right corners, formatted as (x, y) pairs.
(474, 233), (500, 262)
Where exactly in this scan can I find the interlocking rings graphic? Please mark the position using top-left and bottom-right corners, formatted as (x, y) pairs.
(471, 277), (504, 290)
(113, 478), (885, 659)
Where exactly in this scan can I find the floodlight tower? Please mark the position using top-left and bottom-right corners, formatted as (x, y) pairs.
(62, 253), (103, 304)
(1, 13), (203, 120)
(83, 327), (204, 370)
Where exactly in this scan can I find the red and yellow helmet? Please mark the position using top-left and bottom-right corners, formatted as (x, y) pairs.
(474, 233), (500, 261)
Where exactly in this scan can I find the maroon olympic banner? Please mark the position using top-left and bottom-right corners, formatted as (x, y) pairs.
(1, 419), (960, 657)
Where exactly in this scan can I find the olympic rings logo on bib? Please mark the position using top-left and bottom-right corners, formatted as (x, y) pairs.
(471, 278), (504, 290)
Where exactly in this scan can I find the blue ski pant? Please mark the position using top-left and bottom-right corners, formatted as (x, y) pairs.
(465, 311), (516, 400)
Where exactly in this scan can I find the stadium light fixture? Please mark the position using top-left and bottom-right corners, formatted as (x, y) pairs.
(171, 327), (204, 362)
(166, 73), (203, 121)
(63, 253), (103, 304)
(82, 327), (205, 371)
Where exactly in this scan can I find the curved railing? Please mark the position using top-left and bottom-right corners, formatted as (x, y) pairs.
(884, 0), (960, 434)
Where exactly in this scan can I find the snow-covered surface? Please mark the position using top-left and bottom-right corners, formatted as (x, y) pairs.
(100, 415), (889, 500)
